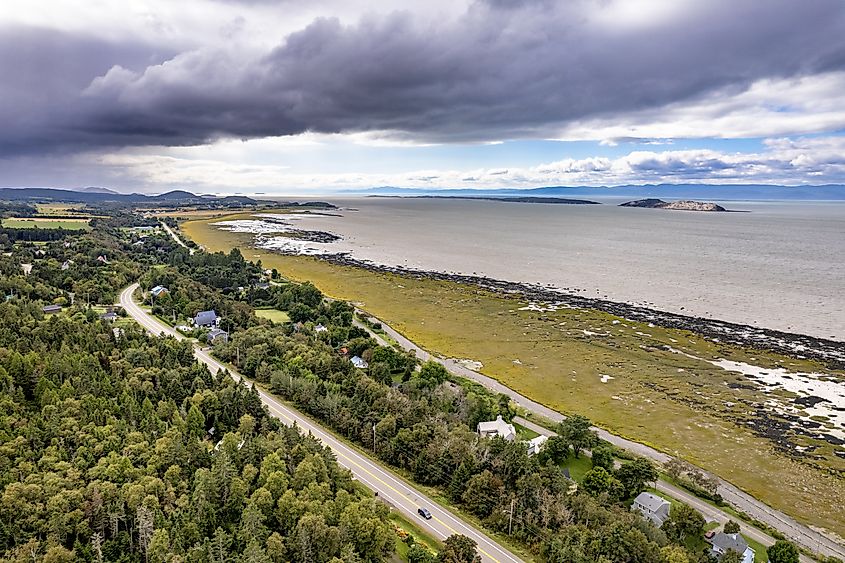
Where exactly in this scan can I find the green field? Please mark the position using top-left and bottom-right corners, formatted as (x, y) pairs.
(255, 308), (291, 323)
(182, 212), (845, 538)
(2, 217), (90, 230)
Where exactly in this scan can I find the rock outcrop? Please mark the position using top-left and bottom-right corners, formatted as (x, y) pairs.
(620, 199), (727, 211)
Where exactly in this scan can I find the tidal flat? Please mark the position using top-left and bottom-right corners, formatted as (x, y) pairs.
(183, 211), (845, 538)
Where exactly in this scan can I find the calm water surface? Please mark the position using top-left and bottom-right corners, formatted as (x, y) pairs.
(261, 197), (845, 340)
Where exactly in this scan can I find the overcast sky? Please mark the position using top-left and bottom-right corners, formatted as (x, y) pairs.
(2, 0), (845, 194)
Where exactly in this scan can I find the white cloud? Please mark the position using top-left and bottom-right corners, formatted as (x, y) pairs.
(556, 72), (845, 142)
(74, 135), (845, 193)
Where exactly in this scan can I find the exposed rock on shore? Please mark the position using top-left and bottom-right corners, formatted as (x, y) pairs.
(621, 198), (727, 211)
(273, 250), (845, 369)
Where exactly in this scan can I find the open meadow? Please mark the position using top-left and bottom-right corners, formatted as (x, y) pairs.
(183, 212), (845, 539)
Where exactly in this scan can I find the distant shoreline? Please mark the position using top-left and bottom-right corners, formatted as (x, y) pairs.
(368, 195), (601, 205)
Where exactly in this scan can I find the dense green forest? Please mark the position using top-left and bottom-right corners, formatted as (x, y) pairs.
(0, 219), (397, 563)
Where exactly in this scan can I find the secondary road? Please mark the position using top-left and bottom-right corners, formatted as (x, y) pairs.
(357, 310), (844, 561)
(120, 284), (522, 563)
(161, 222), (196, 254)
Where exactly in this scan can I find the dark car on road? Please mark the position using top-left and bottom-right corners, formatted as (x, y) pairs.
(418, 507), (432, 519)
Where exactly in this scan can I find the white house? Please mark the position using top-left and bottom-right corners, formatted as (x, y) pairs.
(350, 355), (369, 369)
(631, 492), (671, 527)
(710, 532), (754, 563)
(477, 415), (516, 442)
(526, 435), (548, 455)
(314, 323), (328, 333)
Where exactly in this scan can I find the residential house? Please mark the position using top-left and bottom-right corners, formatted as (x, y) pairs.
(61, 260), (74, 271)
(315, 323), (328, 333)
(150, 285), (169, 298)
(193, 310), (219, 327)
(100, 311), (118, 322)
(350, 355), (369, 369)
(97, 255), (108, 264)
(42, 304), (62, 315)
(253, 282), (271, 290)
(21, 263), (33, 275)
(710, 532), (754, 563)
(526, 434), (548, 456)
(631, 492), (671, 527)
(477, 415), (517, 442)
(207, 328), (229, 344)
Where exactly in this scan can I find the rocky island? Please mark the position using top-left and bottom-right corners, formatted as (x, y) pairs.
(620, 198), (727, 211)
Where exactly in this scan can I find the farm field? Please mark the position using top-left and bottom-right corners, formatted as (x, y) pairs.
(182, 212), (845, 538)
(2, 217), (90, 229)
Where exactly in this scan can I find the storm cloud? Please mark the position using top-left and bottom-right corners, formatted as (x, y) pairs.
(3, 0), (845, 155)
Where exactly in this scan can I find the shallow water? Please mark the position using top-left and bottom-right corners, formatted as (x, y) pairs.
(227, 196), (845, 340)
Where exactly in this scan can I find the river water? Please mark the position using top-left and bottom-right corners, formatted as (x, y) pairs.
(217, 196), (845, 341)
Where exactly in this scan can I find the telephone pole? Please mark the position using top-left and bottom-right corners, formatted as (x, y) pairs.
(508, 497), (515, 535)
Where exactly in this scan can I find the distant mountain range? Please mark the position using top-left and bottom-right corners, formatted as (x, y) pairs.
(352, 184), (845, 201)
(0, 187), (259, 205)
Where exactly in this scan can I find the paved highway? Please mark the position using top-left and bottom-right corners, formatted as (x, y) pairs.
(120, 284), (522, 563)
(358, 310), (844, 561)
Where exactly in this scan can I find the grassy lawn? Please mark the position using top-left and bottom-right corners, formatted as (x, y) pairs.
(255, 308), (291, 323)
(2, 217), (90, 230)
(562, 454), (594, 482)
(514, 423), (540, 441)
(181, 212), (845, 538)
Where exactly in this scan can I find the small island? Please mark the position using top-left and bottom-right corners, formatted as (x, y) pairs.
(620, 198), (727, 212)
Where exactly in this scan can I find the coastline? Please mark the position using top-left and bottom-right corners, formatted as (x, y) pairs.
(271, 248), (845, 369)
(181, 214), (845, 539)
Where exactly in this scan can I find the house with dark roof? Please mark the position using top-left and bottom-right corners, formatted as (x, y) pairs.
(710, 532), (754, 563)
(42, 304), (62, 315)
(100, 311), (118, 322)
(193, 310), (219, 327)
(631, 492), (671, 526)
(206, 328), (229, 344)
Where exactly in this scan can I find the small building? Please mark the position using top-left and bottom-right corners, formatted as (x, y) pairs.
(350, 355), (369, 369)
(35, 249), (46, 257)
(61, 260), (74, 271)
(477, 415), (516, 442)
(42, 304), (62, 315)
(315, 323), (328, 333)
(526, 434), (548, 456)
(150, 285), (169, 298)
(194, 310), (219, 327)
(97, 255), (108, 264)
(631, 492), (671, 527)
(710, 532), (754, 563)
(253, 282), (271, 290)
(207, 328), (229, 344)
(100, 311), (118, 322)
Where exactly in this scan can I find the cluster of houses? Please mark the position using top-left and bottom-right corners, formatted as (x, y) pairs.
(630, 492), (754, 563)
(474, 416), (754, 563)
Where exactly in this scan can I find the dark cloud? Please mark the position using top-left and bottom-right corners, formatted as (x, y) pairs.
(2, 0), (845, 155)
